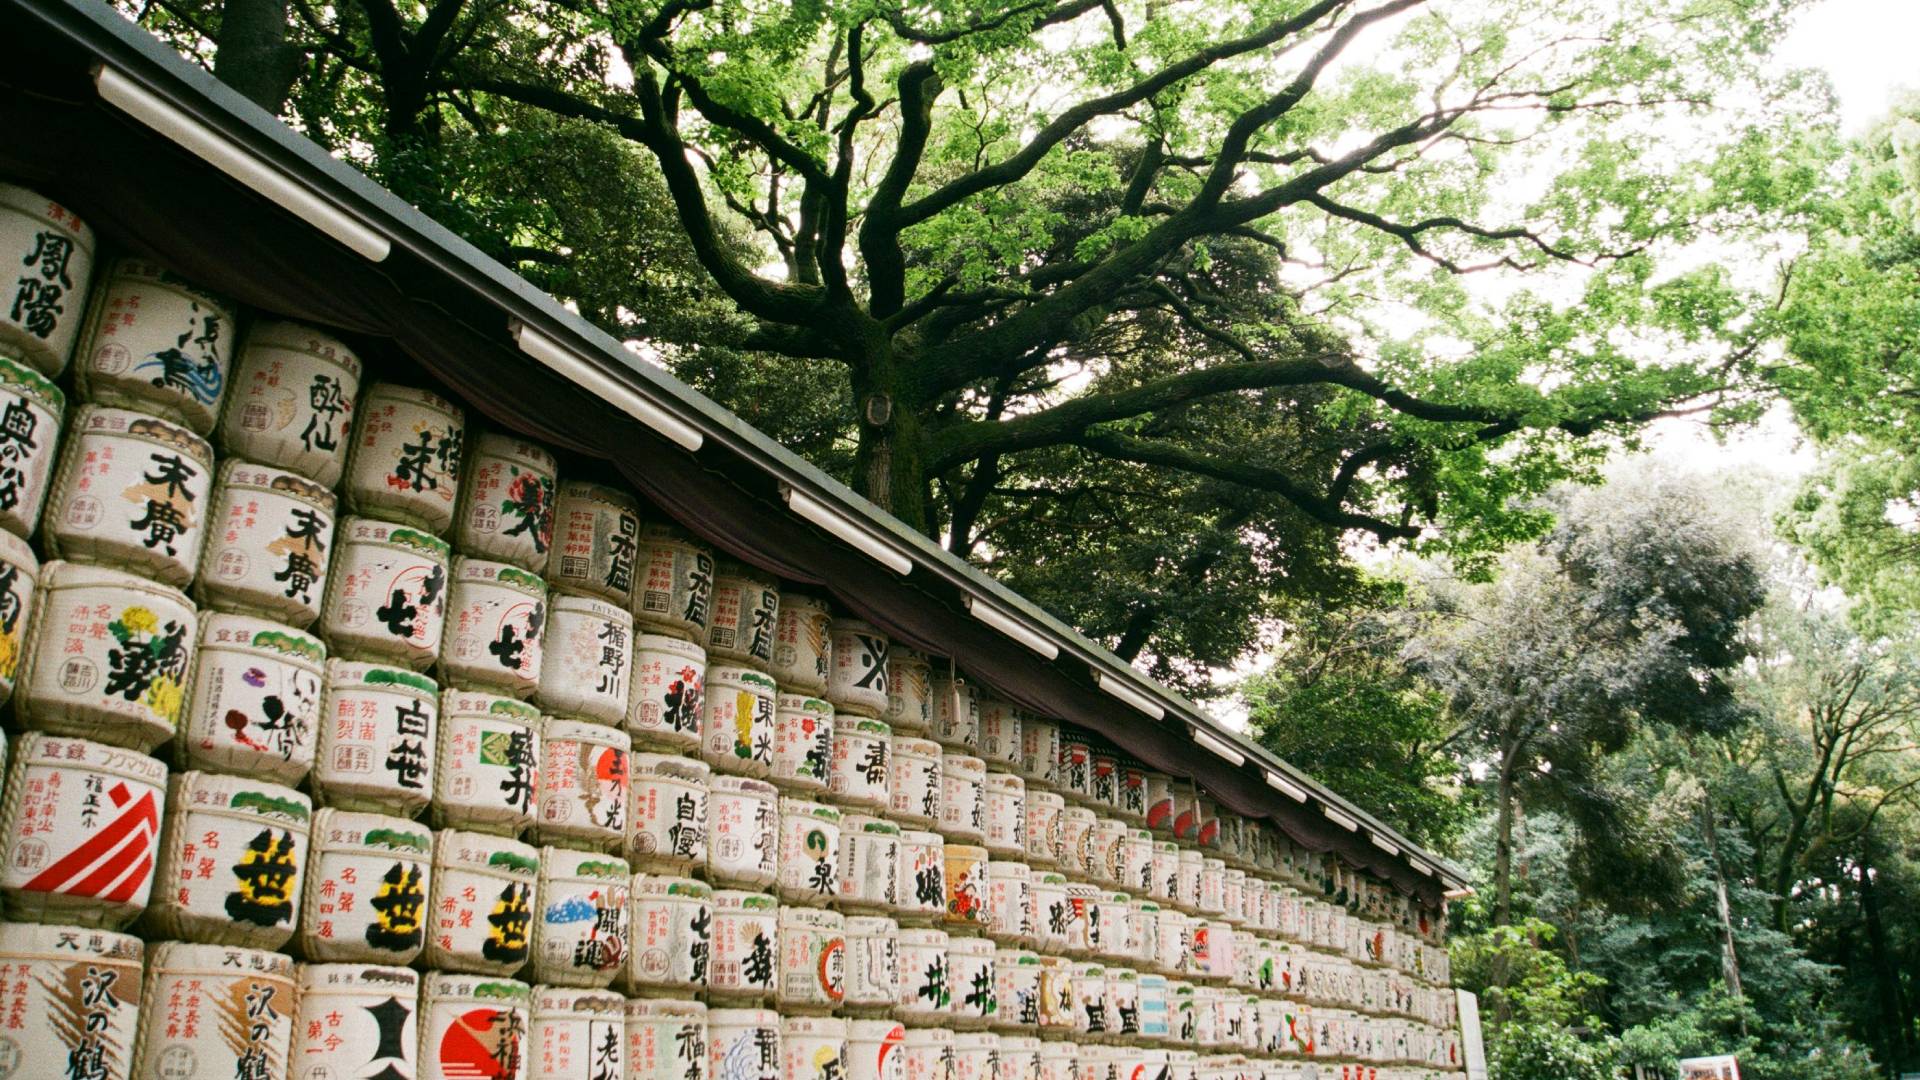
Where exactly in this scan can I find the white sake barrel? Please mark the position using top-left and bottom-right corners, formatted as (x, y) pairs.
(1221, 869), (1245, 927)
(196, 459), (337, 626)
(708, 561), (779, 668)
(532, 847), (631, 988)
(703, 664), (776, 778)
(1089, 748), (1119, 812)
(709, 1008), (780, 1080)
(441, 556), (546, 697)
(1058, 809), (1095, 884)
(1107, 967), (1141, 1039)
(634, 522), (715, 641)
(843, 915), (900, 1012)
(1069, 961), (1107, 1038)
(708, 776), (779, 889)
(179, 613), (325, 784)
(1060, 884), (1098, 957)
(319, 516), (450, 669)
(1116, 759), (1149, 823)
(44, 405), (213, 586)
(1031, 872), (1070, 955)
(74, 257), (235, 434)
(134, 942), (293, 1080)
(1126, 900), (1162, 969)
(144, 770), (310, 948)
(882, 647), (932, 736)
(531, 986), (626, 1080)
(292, 964), (418, 1080)
(16, 560), (189, 750)
(901, 1029), (954, 1080)
(0, 355), (64, 539)
(1145, 775), (1176, 836)
(1118, 829), (1153, 897)
(999, 1035), (1042, 1080)
(1025, 791), (1064, 869)
(777, 905), (846, 1013)
(1017, 716), (1059, 791)
(1091, 892), (1131, 964)
(772, 693), (834, 794)
(894, 928), (950, 1022)
(418, 973), (531, 1080)
(534, 717), (631, 853)
(986, 859), (1034, 947)
(453, 432), (556, 573)
(432, 688), (541, 834)
(0, 921), (139, 1078)
(895, 829), (946, 924)
(826, 618), (889, 718)
(984, 771), (1026, 857)
(219, 320), (361, 487)
(1057, 733), (1093, 805)
(943, 843), (989, 933)
(424, 829), (539, 975)
(994, 949), (1042, 1029)
(0, 732), (165, 927)
(929, 673), (978, 751)
(297, 808), (431, 964)
(626, 997), (708, 1080)
(1035, 958), (1075, 1032)
(313, 659), (437, 814)
(1174, 851), (1202, 913)
(0, 185), (95, 375)
(628, 752), (709, 873)
(827, 715), (892, 811)
(708, 890), (779, 1003)
(952, 1031), (997, 1080)
(537, 593), (632, 725)
(781, 1016), (846, 1080)
(1198, 859), (1226, 916)
(1138, 973), (1171, 1041)
(1149, 842), (1178, 905)
(886, 736), (941, 828)
(976, 696), (1022, 768)
(629, 632), (706, 751)
(939, 752), (986, 844)
(344, 382), (465, 534)
(624, 873), (712, 996)
(846, 1019), (905, 1080)
(549, 480), (641, 605)
(776, 797), (842, 904)
(770, 590), (831, 694)
(836, 814), (902, 913)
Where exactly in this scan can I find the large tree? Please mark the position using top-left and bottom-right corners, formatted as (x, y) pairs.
(126, 0), (1823, 680)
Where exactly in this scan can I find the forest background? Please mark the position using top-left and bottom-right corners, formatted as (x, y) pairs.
(116, 0), (1920, 1073)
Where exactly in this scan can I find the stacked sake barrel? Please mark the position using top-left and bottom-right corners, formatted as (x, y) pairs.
(0, 180), (1467, 1080)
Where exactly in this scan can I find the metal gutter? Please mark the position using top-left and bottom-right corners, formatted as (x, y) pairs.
(17, 0), (1471, 890)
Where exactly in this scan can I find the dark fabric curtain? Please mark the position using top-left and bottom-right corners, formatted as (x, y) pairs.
(0, 26), (1442, 905)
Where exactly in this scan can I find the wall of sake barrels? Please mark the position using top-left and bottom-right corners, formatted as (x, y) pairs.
(0, 181), (1468, 1080)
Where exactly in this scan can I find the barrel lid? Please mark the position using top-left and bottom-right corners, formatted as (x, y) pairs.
(73, 403), (214, 466)
(532, 986), (624, 1014)
(148, 940), (293, 975)
(170, 770), (311, 824)
(240, 319), (363, 377)
(0, 527), (35, 573)
(453, 555), (546, 596)
(338, 515), (450, 558)
(469, 430), (556, 471)
(0, 920), (138, 959)
(634, 875), (711, 900)
(829, 617), (881, 636)
(198, 611), (325, 665)
(312, 808), (431, 853)
(776, 694), (833, 716)
(0, 183), (94, 245)
(636, 632), (707, 659)
(555, 478), (639, 509)
(434, 828), (539, 877)
(439, 687), (541, 723)
(540, 846), (629, 879)
(422, 972), (531, 1000)
(711, 889), (777, 911)
(624, 996), (706, 1018)
(631, 752), (712, 780)
(778, 797), (840, 822)
(41, 558), (191, 605)
(550, 591), (628, 620)
(296, 963), (418, 991)
(363, 380), (460, 415)
(0, 351), (64, 412)
(542, 716), (631, 747)
(14, 731), (168, 783)
(326, 658), (438, 698)
(709, 775), (777, 797)
(217, 457), (336, 512)
(708, 664), (776, 692)
(706, 1007), (780, 1025)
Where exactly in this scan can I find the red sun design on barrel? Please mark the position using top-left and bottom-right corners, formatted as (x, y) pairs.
(438, 1007), (522, 1079)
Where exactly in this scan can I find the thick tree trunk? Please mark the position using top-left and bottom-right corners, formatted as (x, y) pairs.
(1494, 756), (1516, 927)
(214, 0), (302, 113)
(852, 339), (932, 535)
(1860, 853), (1914, 1071)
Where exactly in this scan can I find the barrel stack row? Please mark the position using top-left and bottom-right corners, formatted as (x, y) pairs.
(0, 183), (1465, 1080)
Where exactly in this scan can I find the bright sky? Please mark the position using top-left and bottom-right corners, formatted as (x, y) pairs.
(1640, 0), (1919, 480)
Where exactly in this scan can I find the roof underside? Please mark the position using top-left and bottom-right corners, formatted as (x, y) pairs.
(1, 0), (1468, 901)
